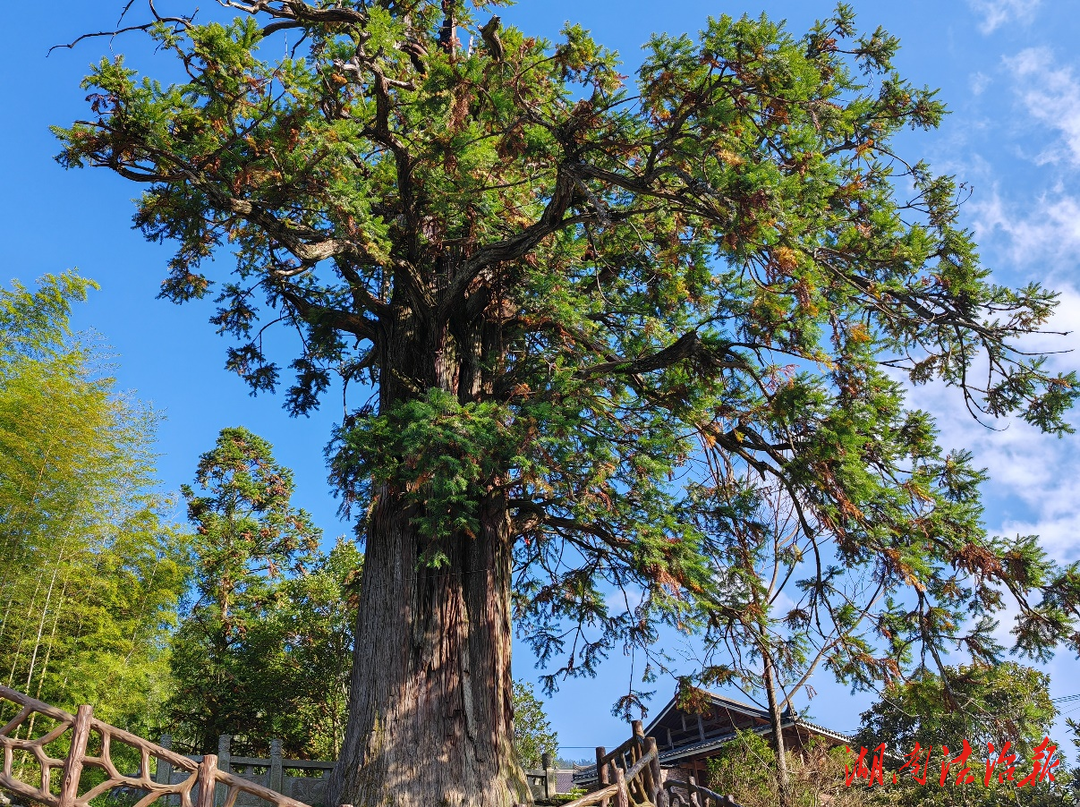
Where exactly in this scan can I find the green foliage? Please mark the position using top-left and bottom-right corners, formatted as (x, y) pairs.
(512, 680), (559, 771)
(706, 730), (876, 807)
(168, 427), (358, 758)
(708, 729), (780, 803)
(0, 271), (97, 363)
(0, 273), (190, 734)
(272, 537), (362, 758)
(331, 389), (521, 557)
(857, 662), (1057, 757)
(853, 663), (1072, 807)
(550, 789), (587, 804)
(181, 427), (322, 607)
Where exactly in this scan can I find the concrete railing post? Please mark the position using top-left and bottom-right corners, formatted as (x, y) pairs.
(270, 739), (284, 795)
(541, 752), (555, 799)
(215, 735), (232, 807)
(156, 735), (174, 786)
(217, 736), (231, 772)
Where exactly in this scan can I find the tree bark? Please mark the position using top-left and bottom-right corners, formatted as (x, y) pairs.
(328, 485), (527, 807)
(762, 654), (791, 807)
(327, 307), (528, 807)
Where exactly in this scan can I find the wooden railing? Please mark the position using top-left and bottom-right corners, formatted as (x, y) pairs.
(549, 720), (667, 807)
(0, 686), (311, 807)
(550, 721), (746, 807)
(4, 685), (744, 807)
(663, 776), (741, 807)
(603, 720), (667, 807)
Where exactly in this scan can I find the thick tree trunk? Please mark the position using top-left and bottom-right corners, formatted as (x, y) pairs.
(327, 306), (527, 807)
(328, 486), (527, 807)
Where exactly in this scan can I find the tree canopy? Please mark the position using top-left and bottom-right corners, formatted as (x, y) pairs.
(854, 663), (1068, 806)
(54, 2), (1080, 804)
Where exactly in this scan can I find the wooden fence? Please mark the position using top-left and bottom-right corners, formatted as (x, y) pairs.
(3, 686), (743, 807)
(663, 776), (742, 807)
(547, 720), (744, 807)
(0, 686), (310, 807)
(544, 720), (665, 807)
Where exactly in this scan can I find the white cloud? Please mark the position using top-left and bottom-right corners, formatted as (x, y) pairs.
(1003, 47), (1080, 166)
(771, 587), (797, 617)
(945, 47), (1080, 570)
(1000, 515), (1080, 562)
(968, 0), (1042, 34)
(882, 261), (1080, 569)
(907, 353), (1080, 567)
(968, 186), (1080, 273)
(970, 71), (992, 96)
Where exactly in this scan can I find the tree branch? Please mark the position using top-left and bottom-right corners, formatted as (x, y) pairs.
(49, 0), (194, 55)
(576, 331), (744, 379)
(276, 283), (379, 344)
(440, 164), (580, 320)
(215, 0), (367, 35)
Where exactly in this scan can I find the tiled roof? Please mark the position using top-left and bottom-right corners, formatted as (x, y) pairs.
(571, 763), (597, 786)
(643, 688), (800, 739)
(656, 717), (852, 764)
(554, 770), (577, 794)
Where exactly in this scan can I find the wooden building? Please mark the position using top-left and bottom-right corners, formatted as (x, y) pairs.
(645, 688), (851, 783)
(573, 687), (851, 790)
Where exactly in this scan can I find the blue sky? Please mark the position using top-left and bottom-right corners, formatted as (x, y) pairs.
(4, 0), (1080, 760)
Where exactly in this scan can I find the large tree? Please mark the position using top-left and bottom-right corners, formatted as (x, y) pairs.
(168, 427), (360, 760)
(168, 427), (330, 756)
(55, 3), (1080, 805)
